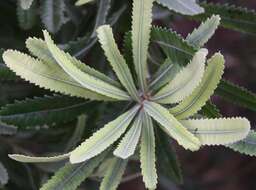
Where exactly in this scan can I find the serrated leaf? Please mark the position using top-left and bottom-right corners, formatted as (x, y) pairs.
(40, 150), (108, 190)
(0, 63), (19, 81)
(97, 25), (140, 101)
(0, 162), (8, 185)
(0, 122), (17, 135)
(44, 31), (130, 101)
(194, 2), (256, 35)
(114, 111), (143, 159)
(3, 50), (111, 101)
(143, 101), (200, 151)
(227, 130), (256, 156)
(151, 26), (196, 66)
(75, 0), (94, 6)
(156, 0), (204, 15)
(181, 118), (250, 145)
(19, 0), (34, 10)
(200, 101), (221, 119)
(41, 0), (69, 34)
(132, 0), (154, 92)
(156, 128), (183, 184)
(26, 37), (120, 87)
(149, 58), (181, 92)
(9, 153), (69, 163)
(17, 0), (37, 30)
(70, 105), (140, 163)
(140, 112), (157, 189)
(216, 79), (256, 112)
(170, 53), (224, 120)
(186, 15), (221, 48)
(152, 49), (207, 104)
(0, 95), (93, 129)
(66, 114), (87, 151)
(100, 157), (128, 190)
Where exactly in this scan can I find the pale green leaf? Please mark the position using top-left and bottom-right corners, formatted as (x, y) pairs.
(181, 118), (250, 145)
(186, 15), (221, 48)
(97, 25), (140, 101)
(156, 0), (204, 15)
(144, 101), (200, 151)
(100, 158), (128, 190)
(40, 150), (108, 190)
(140, 112), (157, 189)
(227, 130), (256, 156)
(26, 37), (120, 87)
(0, 162), (8, 185)
(132, 0), (154, 92)
(149, 58), (181, 92)
(170, 53), (224, 120)
(17, 0), (37, 30)
(152, 48), (207, 104)
(19, 0), (34, 10)
(70, 105), (140, 163)
(114, 112), (143, 159)
(44, 31), (130, 101)
(75, 0), (95, 6)
(0, 122), (17, 135)
(2, 50), (111, 101)
(41, 0), (69, 34)
(9, 153), (70, 163)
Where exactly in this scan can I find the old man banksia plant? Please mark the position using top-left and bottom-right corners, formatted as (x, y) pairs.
(1, 0), (256, 189)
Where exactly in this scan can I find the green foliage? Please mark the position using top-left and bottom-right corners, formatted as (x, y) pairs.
(0, 0), (255, 189)
(195, 2), (256, 35)
(0, 95), (94, 128)
(157, 0), (204, 15)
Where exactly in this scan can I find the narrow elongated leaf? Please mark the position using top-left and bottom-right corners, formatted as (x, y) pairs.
(41, 0), (69, 34)
(100, 158), (128, 190)
(186, 15), (221, 48)
(132, 0), (154, 92)
(194, 2), (256, 35)
(70, 105), (140, 163)
(114, 112), (143, 159)
(200, 101), (221, 119)
(66, 114), (87, 151)
(152, 49), (207, 104)
(44, 31), (130, 101)
(181, 118), (250, 145)
(40, 150), (108, 190)
(75, 0), (94, 6)
(17, 0), (37, 30)
(0, 122), (17, 135)
(216, 79), (256, 112)
(151, 26), (196, 66)
(0, 95), (93, 128)
(144, 101), (200, 151)
(0, 63), (19, 81)
(0, 162), (8, 185)
(140, 112), (157, 189)
(3, 50), (111, 101)
(26, 37), (120, 87)
(9, 153), (69, 163)
(91, 0), (111, 37)
(19, 0), (34, 10)
(149, 58), (181, 92)
(156, 128), (183, 184)
(227, 130), (256, 156)
(97, 25), (140, 101)
(170, 53), (224, 119)
(156, 0), (204, 15)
